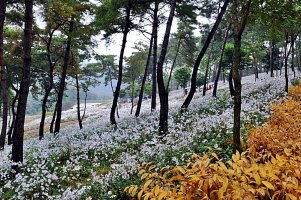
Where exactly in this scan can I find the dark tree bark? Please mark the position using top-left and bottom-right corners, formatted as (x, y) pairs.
(181, 0), (230, 110)
(157, 0), (176, 135)
(151, 0), (159, 112)
(81, 90), (87, 122)
(110, 5), (131, 125)
(291, 34), (295, 77)
(130, 80), (134, 115)
(108, 68), (119, 118)
(39, 28), (61, 140)
(7, 85), (18, 145)
(228, 67), (235, 96)
(269, 41), (274, 77)
(232, 0), (251, 153)
(39, 87), (52, 138)
(11, 0), (33, 170)
(75, 74), (83, 129)
(213, 22), (231, 97)
(135, 32), (153, 117)
(285, 33), (289, 93)
(254, 59), (259, 80)
(202, 36), (215, 96)
(166, 38), (181, 91)
(280, 52), (285, 76)
(54, 19), (74, 133)
(0, 0), (7, 150)
(49, 104), (57, 133)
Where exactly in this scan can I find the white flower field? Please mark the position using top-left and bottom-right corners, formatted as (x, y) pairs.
(0, 73), (296, 199)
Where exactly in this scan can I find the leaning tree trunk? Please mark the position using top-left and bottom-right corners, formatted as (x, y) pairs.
(232, 0), (251, 153)
(157, 0), (176, 135)
(12, 0), (33, 171)
(202, 35), (215, 96)
(54, 19), (74, 133)
(39, 30), (59, 139)
(39, 86), (52, 139)
(75, 74), (83, 129)
(135, 32), (154, 117)
(181, 0), (230, 110)
(110, 6), (131, 126)
(151, 0), (159, 112)
(0, 0), (7, 150)
(285, 33), (289, 93)
(166, 38), (181, 91)
(213, 22), (230, 97)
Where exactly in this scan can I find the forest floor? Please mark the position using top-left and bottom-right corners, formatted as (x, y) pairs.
(0, 72), (299, 200)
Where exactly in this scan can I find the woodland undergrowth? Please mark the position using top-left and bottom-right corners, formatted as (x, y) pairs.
(125, 83), (301, 200)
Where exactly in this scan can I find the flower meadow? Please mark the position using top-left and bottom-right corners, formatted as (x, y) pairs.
(0, 73), (295, 199)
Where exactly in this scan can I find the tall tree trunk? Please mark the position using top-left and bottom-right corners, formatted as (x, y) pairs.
(11, 0), (33, 170)
(110, 5), (131, 125)
(254, 57), (259, 80)
(232, 0), (251, 153)
(151, 0), (159, 112)
(39, 86), (52, 137)
(130, 80), (134, 115)
(202, 36), (215, 96)
(280, 52), (285, 76)
(157, 0), (176, 135)
(0, 0), (7, 150)
(39, 87), (52, 139)
(228, 67), (235, 96)
(135, 31), (154, 117)
(166, 38), (181, 91)
(291, 34), (295, 77)
(269, 41), (274, 77)
(50, 104), (57, 133)
(81, 90), (87, 122)
(54, 19), (74, 133)
(39, 29), (59, 139)
(285, 33), (289, 93)
(108, 69), (119, 118)
(75, 74), (82, 129)
(213, 22), (231, 97)
(7, 87), (18, 145)
(181, 0), (230, 110)
(296, 35), (301, 70)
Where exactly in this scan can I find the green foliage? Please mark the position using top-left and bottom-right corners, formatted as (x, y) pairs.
(123, 50), (146, 99)
(144, 81), (152, 97)
(291, 77), (301, 86)
(174, 65), (191, 88)
(93, 54), (117, 87)
(222, 43), (250, 71)
(124, 51), (146, 83)
(196, 73), (204, 88)
(95, 0), (150, 39)
(166, 21), (199, 68)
